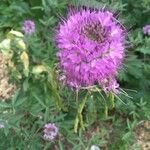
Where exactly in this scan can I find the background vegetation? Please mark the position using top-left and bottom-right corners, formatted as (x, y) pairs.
(0, 0), (150, 149)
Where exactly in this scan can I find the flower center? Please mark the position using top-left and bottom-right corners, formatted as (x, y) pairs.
(46, 127), (55, 133)
(82, 22), (106, 42)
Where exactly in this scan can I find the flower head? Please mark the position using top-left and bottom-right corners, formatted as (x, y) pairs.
(56, 9), (125, 93)
(143, 25), (150, 35)
(22, 20), (35, 35)
(43, 123), (58, 141)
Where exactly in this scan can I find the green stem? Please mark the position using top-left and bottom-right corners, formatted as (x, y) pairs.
(48, 71), (66, 112)
(74, 93), (89, 133)
(104, 105), (108, 119)
(108, 92), (115, 109)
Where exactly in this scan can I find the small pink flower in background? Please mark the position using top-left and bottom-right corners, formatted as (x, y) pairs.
(56, 8), (126, 93)
(143, 25), (150, 35)
(22, 20), (35, 35)
(43, 123), (58, 141)
(90, 145), (101, 150)
(0, 123), (4, 129)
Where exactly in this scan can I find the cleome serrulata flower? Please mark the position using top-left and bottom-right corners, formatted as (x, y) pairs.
(56, 8), (126, 93)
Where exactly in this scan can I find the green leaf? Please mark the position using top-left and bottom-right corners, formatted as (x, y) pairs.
(87, 95), (97, 125)
(14, 98), (27, 107)
(47, 68), (66, 111)
(0, 102), (12, 108)
(32, 93), (47, 108)
(136, 46), (150, 54)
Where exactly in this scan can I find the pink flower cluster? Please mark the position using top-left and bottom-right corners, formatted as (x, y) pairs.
(56, 9), (126, 93)
(22, 20), (35, 35)
(143, 25), (150, 35)
(43, 123), (58, 141)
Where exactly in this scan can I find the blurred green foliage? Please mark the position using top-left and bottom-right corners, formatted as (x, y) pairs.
(0, 0), (150, 149)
